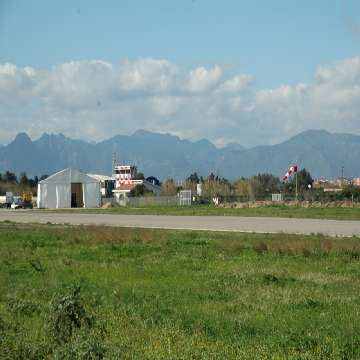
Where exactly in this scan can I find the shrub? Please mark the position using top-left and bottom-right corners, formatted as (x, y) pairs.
(50, 285), (94, 344)
(254, 241), (268, 254)
(7, 297), (40, 316)
(53, 335), (106, 360)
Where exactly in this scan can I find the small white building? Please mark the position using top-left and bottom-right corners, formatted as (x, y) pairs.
(37, 168), (101, 209)
(87, 174), (115, 197)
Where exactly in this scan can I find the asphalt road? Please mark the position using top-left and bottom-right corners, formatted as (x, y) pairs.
(1, 210), (360, 236)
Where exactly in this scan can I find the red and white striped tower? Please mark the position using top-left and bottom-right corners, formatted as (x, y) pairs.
(113, 165), (138, 190)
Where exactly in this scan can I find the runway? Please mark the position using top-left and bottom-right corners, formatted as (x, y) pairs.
(1, 210), (360, 237)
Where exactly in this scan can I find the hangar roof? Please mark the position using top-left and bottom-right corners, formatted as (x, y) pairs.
(39, 168), (98, 184)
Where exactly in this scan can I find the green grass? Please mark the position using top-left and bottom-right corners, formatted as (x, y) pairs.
(1, 223), (360, 359)
(47, 204), (360, 220)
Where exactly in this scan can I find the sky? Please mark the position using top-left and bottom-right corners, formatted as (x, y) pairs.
(1, 0), (360, 147)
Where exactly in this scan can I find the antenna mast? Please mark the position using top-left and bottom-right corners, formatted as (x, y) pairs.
(112, 152), (117, 176)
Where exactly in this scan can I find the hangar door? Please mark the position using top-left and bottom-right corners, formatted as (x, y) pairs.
(71, 183), (84, 208)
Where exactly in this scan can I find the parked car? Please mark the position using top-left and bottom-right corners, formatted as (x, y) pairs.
(11, 196), (23, 209)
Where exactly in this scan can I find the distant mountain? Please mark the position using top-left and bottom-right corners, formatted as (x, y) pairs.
(0, 129), (359, 179)
(221, 142), (246, 152)
(0, 130), (219, 179)
(218, 129), (360, 179)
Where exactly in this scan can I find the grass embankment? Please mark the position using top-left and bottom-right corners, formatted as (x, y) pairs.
(1, 223), (360, 359)
(53, 204), (360, 220)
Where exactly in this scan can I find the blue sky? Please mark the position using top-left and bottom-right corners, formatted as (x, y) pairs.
(1, 1), (360, 146)
(1, 0), (359, 88)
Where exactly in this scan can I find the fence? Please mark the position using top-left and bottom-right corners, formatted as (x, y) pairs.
(126, 196), (179, 207)
(101, 197), (118, 207)
(101, 194), (294, 208)
(100, 188), (360, 208)
(101, 195), (180, 208)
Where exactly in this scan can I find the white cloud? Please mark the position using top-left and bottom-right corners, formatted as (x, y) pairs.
(117, 58), (177, 93)
(186, 65), (222, 93)
(1, 57), (360, 147)
(216, 74), (254, 94)
(149, 96), (183, 116)
(0, 63), (36, 103)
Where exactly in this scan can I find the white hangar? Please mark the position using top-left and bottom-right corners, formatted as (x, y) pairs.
(37, 168), (101, 209)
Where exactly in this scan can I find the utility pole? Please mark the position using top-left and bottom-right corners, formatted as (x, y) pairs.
(295, 160), (299, 202)
(112, 152), (117, 176)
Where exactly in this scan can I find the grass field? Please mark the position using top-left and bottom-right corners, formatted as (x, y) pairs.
(53, 204), (360, 221)
(1, 223), (360, 359)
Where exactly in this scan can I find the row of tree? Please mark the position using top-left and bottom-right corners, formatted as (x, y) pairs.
(161, 169), (315, 200)
(3, 168), (360, 202)
(0, 171), (48, 195)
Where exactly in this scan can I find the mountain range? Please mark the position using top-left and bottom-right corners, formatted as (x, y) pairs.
(0, 129), (359, 180)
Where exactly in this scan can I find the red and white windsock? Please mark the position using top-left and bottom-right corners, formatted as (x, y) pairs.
(283, 165), (298, 181)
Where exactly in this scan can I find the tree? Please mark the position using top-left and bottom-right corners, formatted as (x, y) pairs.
(3, 171), (17, 183)
(19, 172), (29, 186)
(161, 179), (178, 196)
(284, 168), (313, 199)
(28, 176), (39, 189)
(233, 178), (253, 200)
(342, 184), (360, 201)
(296, 168), (313, 191)
(133, 172), (145, 180)
(182, 172), (201, 193)
(249, 174), (281, 199)
(129, 184), (153, 197)
(202, 174), (231, 199)
(233, 174), (281, 201)
(187, 172), (200, 184)
(207, 172), (216, 182)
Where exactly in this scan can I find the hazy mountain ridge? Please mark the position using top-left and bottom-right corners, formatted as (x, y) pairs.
(0, 129), (359, 180)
